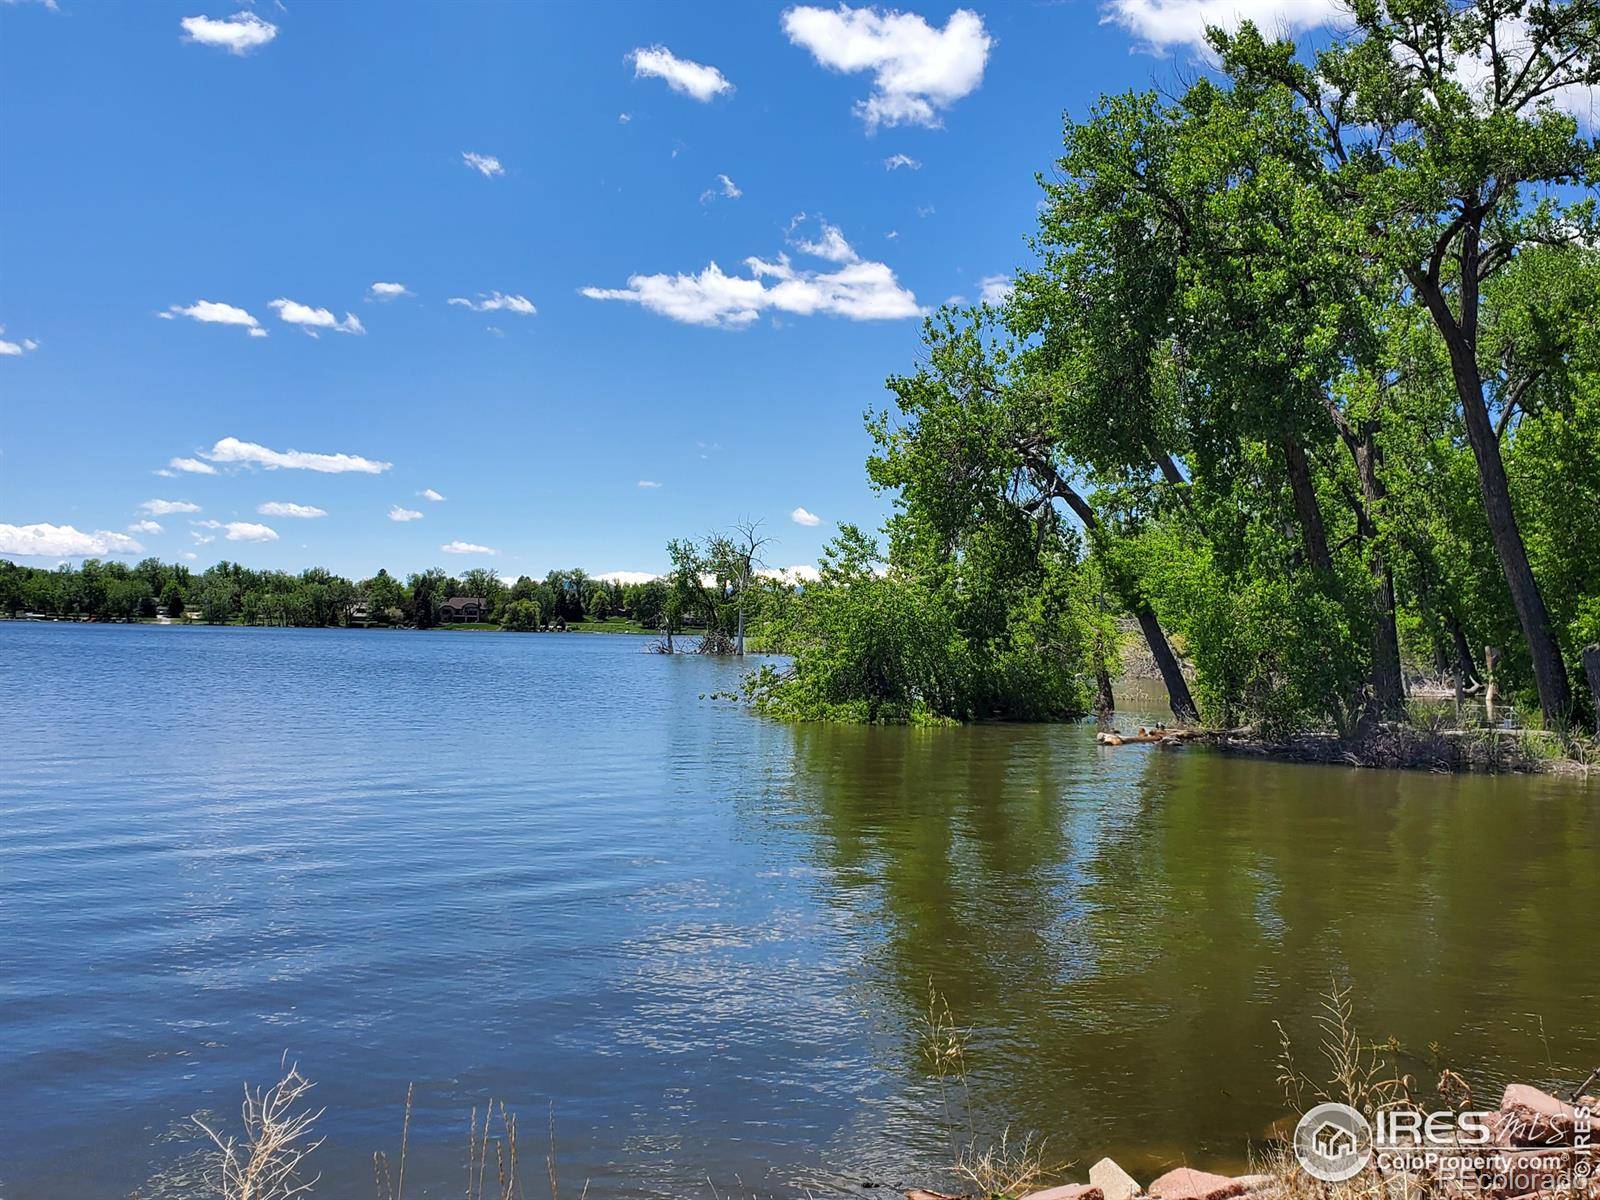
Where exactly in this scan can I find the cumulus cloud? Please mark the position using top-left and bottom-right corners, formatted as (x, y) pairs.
(1101, 0), (1342, 51)
(180, 11), (276, 55)
(128, 520), (163, 534)
(979, 274), (1014, 304)
(782, 5), (991, 129)
(368, 281), (412, 301)
(194, 520), (278, 542)
(0, 522), (143, 557)
(883, 152), (922, 170)
(0, 326), (40, 356)
(789, 214), (860, 263)
(595, 570), (661, 585)
(270, 298), (364, 337)
(388, 505), (423, 522)
(204, 436), (391, 474)
(257, 501), (326, 519)
(462, 151), (505, 178)
(441, 540), (498, 555)
(161, 300), (267, 337)
(637, 479), (662, 489)
(700, 173), (743, 203)
(169, 456), (217, 475)
(758, 563), (822, 584)
(141, 499), (201, 515)
(629, 45), (734, 101)
(581, 220), (920, 328)
(790, 505), (822, 526)
(447, 291), (537, 316)
(419, 488), (445, 502)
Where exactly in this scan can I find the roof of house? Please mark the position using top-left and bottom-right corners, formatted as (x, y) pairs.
(442, 596), (486, 607)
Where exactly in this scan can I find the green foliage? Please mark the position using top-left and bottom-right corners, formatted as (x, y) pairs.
(499, 599), (541, 632)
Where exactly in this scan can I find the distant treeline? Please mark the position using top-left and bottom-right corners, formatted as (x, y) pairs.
(0, 558), (744, 632)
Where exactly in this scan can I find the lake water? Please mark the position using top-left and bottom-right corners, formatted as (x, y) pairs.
(2, 622), (1596, 1199)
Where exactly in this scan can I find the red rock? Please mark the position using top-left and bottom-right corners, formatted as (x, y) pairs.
(1495, 1084), (1590, 1145)
(1021, 1186), (1104, 1200)
(1147, 1168), (1246, 1200)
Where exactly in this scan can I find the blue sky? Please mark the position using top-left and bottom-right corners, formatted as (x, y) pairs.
(0, 0), (1338, 582)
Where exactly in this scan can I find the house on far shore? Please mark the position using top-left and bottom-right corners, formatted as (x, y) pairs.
(440, 596), (488, 623)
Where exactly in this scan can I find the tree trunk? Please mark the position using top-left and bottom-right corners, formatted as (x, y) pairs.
(735, 595), (746, 655)
(1280, 434), (1333, 573)
(1583, 645), (1600, 735)
(1043, 464), (1199, 723)
(1449, 615), (1477, 689)
(1411, 256), (1571, 725)
(1347, 426), (1405, 718)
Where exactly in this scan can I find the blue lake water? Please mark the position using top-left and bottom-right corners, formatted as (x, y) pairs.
(1, 622), (1596, 1198)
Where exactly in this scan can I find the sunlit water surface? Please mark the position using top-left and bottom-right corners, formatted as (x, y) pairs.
(1, 623), (1595, 1198)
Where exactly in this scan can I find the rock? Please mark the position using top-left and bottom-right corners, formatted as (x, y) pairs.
(1495, 1083), (1590, 1145)
(1090, 1159), (1142, 1200)
(1022, 1186), (1104, 1200)
(1147, 1169), (1246, 1200)
(905, 1190), (964, 1200)
(1228, 1176), (1273, 1193)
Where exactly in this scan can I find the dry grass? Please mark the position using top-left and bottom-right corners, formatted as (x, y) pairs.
(919, 981), (1067, 1199)
(193, 1058), (326, 1200)
(197, 1062), (592, 1200)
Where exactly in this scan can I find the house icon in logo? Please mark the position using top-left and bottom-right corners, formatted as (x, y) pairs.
(1294, 1102), (1373, 1182)
(1312, 1121), (1358, 1161)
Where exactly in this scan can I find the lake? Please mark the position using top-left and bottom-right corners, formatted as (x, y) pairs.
(1, 622), (1595, 1199)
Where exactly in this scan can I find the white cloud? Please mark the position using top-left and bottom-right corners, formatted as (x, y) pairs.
(224, 521), (278, 542)
(758, 563), (822, 584)
(637, 479), (662, 489)
(441, 540), (498, 555)
(368, 281), (412, 301)
(595, 570), (661, 585)
(419, 488), (445, 502)
(190, 531), (215, 545)
(141, 499), (201, 515)
(184, 551), (199, 561)
(629, 45), (734, 101)
(0, 522), (142, 557)
(618, 112), (633, 124)
(447, 291), (537, 316)
(462, 151), (505, 178)
(204, 436), (391, 474)
(270, 298), (364, 336)
(583, 223), (920, 328)
(979, 274), (1014, 304)
(782, 5), (991, 129)
(257, 501), (327, 519)
(180, 11), (276, 55)
(168, 456), (217, 475)
(389, 505), (424, 522)
(700, 173), (743, 203)
(0, 326), (39, 356)
(128, 520), (163, 534)
(883, 153), (921, 170)
(789, 214), (860, 263)
(790, 505), (822, 526)
(1102, 0), (1342, 51)
(162, 300), (266, 336)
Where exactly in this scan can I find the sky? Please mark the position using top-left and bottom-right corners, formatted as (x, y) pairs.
(0, 0), (1350, 583)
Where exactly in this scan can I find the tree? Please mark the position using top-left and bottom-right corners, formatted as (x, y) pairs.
(1210, 0), (1600, 723)
(161, 579), (185, 618)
